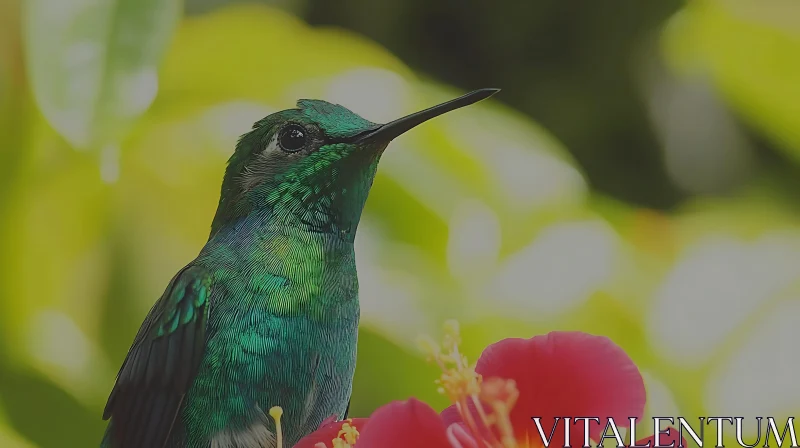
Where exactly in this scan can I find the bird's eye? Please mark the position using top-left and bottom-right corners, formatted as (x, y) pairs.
(278, 124), (307, 152)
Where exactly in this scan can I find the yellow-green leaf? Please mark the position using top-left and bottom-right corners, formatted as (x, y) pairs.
(24, 0), (180, 150)
(663, 0), (800, 158)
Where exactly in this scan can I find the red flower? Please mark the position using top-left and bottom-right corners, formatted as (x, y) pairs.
(356, 399), (452, 448)
(296, 328), (680, 448)
(298, 400), (684, 448)
(293, 417), (369, 448)
(442, 332), (647, 447)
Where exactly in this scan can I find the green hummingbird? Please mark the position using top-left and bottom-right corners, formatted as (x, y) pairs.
(100, 88), (499, 448)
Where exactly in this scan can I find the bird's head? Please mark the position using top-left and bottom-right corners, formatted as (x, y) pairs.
(210, 88), (499, 241)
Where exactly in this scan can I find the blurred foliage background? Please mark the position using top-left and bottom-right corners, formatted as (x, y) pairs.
(1, 0), (799, 446)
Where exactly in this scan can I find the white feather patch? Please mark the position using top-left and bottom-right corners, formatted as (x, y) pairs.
(210, 412), (276, 448)
(239, 134), (281, 192)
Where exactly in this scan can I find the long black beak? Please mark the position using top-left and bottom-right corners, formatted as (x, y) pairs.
(352, 88), (500, 143)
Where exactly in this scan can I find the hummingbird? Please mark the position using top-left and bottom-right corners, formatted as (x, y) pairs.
(100, 88), (499, 448)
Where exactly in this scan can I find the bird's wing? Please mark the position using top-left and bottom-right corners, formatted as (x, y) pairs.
(103, 264), (211, 448)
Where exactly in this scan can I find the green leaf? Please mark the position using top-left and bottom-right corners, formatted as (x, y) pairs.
(662, 0), (800, 158)
(23, 0), (180, 150)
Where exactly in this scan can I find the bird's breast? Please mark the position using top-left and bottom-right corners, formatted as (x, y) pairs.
(208, 224), (360, 319)
(186, 302), (359, 446)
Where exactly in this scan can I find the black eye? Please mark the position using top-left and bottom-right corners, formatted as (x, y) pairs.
(278, 124), (307, 152)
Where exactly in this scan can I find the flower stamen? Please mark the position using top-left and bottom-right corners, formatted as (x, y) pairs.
(331, 420), (360, 448)
(480, 378), (519, 448)
(269, 406), (284, 448)
(419, 320), (520, 448)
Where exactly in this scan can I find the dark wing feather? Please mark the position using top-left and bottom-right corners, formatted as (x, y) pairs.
(103, 265), (211, 448)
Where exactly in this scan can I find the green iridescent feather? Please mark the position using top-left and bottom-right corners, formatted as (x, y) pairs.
(101, 100), (383, 448)
(100, 89), (498, 448)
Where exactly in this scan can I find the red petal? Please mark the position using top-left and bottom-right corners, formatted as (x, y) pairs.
(634, 427), (686, 448)
(292, 418), (369, 448)
(441, 404), (461, 426)
(356, 398), (452, 448)
(474, 332), (646, 446)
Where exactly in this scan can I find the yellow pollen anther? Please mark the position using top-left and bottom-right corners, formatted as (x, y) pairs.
(420, 321), (521, 448)
(269, 406), (284, 448)
(331, 419), (360, 448)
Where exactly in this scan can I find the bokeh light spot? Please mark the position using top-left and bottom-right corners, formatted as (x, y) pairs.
(486, 220), (619, 315)
(27, 310), (90, 377)
(649, 233), (800, 365)
(705, 300), (800, 423)
(325, 68), (410, 124)
(447, 200), (501, 281)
